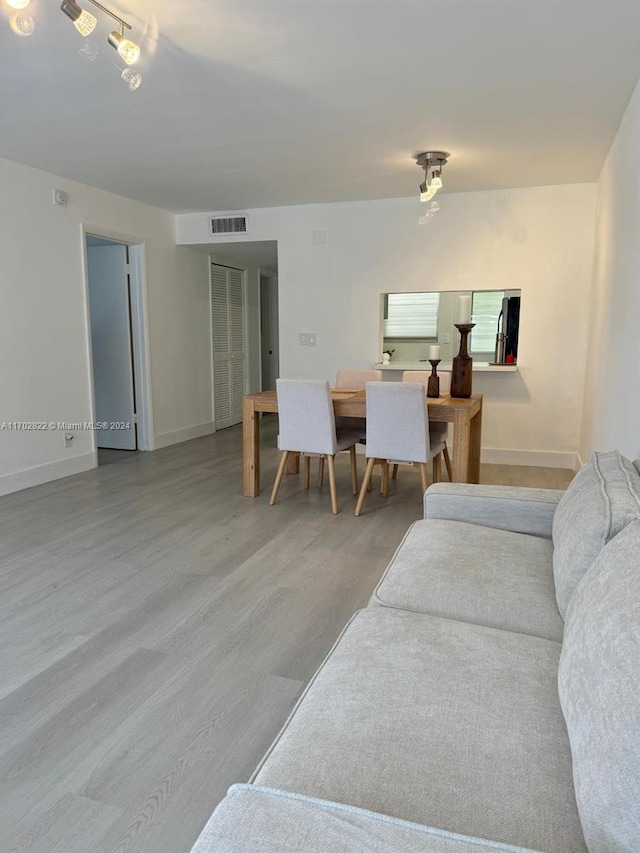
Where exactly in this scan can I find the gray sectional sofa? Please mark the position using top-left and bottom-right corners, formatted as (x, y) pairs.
(191, 451), (640, 853)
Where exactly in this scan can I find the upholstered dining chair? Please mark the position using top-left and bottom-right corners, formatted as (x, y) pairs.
(334, 368), (382, 440)
(400, 370), (453, 481)
(354, 382), (446, 516)
(270, 379), (360, 515)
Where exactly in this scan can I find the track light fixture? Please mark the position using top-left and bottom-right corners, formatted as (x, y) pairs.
(416, 151), (449, 203)
(59, 0), (141, 64)
(6, 0), (145, 86)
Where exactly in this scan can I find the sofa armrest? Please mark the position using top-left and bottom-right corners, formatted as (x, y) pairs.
(424, 483), (565, 539)
(191, 785), (545, 853)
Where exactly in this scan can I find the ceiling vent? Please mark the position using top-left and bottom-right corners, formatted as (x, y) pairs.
(210, 214), (248, 235)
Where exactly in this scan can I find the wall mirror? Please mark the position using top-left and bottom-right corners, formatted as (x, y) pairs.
(380, 289), (521, 364)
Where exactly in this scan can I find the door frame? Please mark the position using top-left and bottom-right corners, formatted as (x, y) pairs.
(208, 259), (249, 431)
(80, 225), (155, 456)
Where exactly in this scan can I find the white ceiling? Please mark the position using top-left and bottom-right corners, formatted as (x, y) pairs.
(1, 1), (639, 213)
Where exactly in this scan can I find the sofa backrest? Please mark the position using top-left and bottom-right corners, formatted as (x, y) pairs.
(552, 451), (640, 617)
(558, 519), (640, 852)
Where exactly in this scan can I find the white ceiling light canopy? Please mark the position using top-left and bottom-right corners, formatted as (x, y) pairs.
(416, 151), (449, 202)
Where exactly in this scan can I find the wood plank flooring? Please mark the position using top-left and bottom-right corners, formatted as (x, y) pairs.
(0, 419), (574, 853)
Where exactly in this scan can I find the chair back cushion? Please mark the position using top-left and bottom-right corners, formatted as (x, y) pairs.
(335, 369), (382, 389)
(558, 519), (640, 852)
(276, 379), (336, 455)
(552, 451), (640, 617)
(365, 382), (429, 463)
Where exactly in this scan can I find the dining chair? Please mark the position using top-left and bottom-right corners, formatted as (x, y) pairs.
(354, 382), (446, 516)
(399, 370), (453, 481)
(270, 379), (360, 514)
(334, 368), (382, 439)
(321, 368), (384, 489)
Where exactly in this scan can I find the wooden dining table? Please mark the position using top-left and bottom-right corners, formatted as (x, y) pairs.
(242, 389), (483, 497)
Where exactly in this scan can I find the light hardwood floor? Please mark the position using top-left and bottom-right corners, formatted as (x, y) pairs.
(0, 419), (574, 853)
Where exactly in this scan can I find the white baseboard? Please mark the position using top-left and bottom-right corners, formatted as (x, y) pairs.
(574, 453), (585, 471)
(154, 421), (216, 450)
(0, 452), (96, 497)
(480, 448), (578, 469)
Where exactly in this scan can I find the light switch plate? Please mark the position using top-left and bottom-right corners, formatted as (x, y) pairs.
(307, 333), (317, 346)
(298, 332), (308, 345)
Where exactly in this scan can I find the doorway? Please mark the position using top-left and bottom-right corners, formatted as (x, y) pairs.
(84, 231), (153, 459)
(210, 263), (247, 429)
(260, 273), (279, 390)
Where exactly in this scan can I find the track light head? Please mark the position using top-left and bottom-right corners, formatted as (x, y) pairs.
(108, 29), (140, 64)
(60, 0), (97, 36)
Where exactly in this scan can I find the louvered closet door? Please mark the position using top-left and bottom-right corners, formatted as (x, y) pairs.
(211, 264), (247, 430)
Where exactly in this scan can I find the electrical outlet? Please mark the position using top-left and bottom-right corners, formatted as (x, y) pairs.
(64, 433), (74, 448)
(443, 333), (450, 344)
(307, 332), (317, 347)
(298, 332), (308, 346)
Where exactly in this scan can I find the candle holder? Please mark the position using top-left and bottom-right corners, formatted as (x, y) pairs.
(427, 359), (441, 398)
(451, 323), (475, 398)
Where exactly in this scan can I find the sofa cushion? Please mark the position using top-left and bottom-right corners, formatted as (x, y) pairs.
(558, 519), (640, 853)
(373, 519), (563, 641)
(191, 785), (548, 853)
(253, 608), (586, 853)
(552, 451), (640, 617)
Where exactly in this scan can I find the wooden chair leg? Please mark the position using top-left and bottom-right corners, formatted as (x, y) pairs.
(269, 451), (290, 506)
(420, 463), (429, 494)
(327, 455), (339, 514)
(392, 464), (399, 480)
(303, 454), (311, 490)
(432, 453), (441, 484)
(443, 442), (453, 481)
(355, 458), (376, 516)
(349, 445), (358, 495)
(317, 456), (325, 487)
(380, 461), (389, 497)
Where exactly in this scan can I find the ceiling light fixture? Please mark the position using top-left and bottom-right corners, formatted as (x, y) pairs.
(60, 0), (97, 36)
(60, 0), (141, 64)
(416, 151), (449, 202)
(6, 0), (31, 9)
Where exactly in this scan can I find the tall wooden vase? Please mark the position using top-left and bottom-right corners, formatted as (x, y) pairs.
(450, 323), (475, 398)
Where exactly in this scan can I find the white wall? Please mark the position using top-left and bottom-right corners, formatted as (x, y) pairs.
(579, 80), (640, 463)
(178, 183), (597, 468)
(0, 157), (210, 495)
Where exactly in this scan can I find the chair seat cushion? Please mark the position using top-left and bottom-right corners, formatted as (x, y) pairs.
(373, 519), (563, 641)
(253, 608), (586, 853)
(190, 785), (545, 853)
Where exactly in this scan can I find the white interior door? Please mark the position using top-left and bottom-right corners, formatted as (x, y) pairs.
(87, 245), (137, 450)
(211, 264), (246, 429)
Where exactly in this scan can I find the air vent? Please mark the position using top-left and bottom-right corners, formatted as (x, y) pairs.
(211, 214), (248, 235)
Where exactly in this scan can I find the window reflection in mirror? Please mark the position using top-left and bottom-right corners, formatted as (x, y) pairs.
(381, 289), (521, 364)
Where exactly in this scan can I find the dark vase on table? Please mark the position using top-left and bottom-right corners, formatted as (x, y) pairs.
(450, 323), (475, 398)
